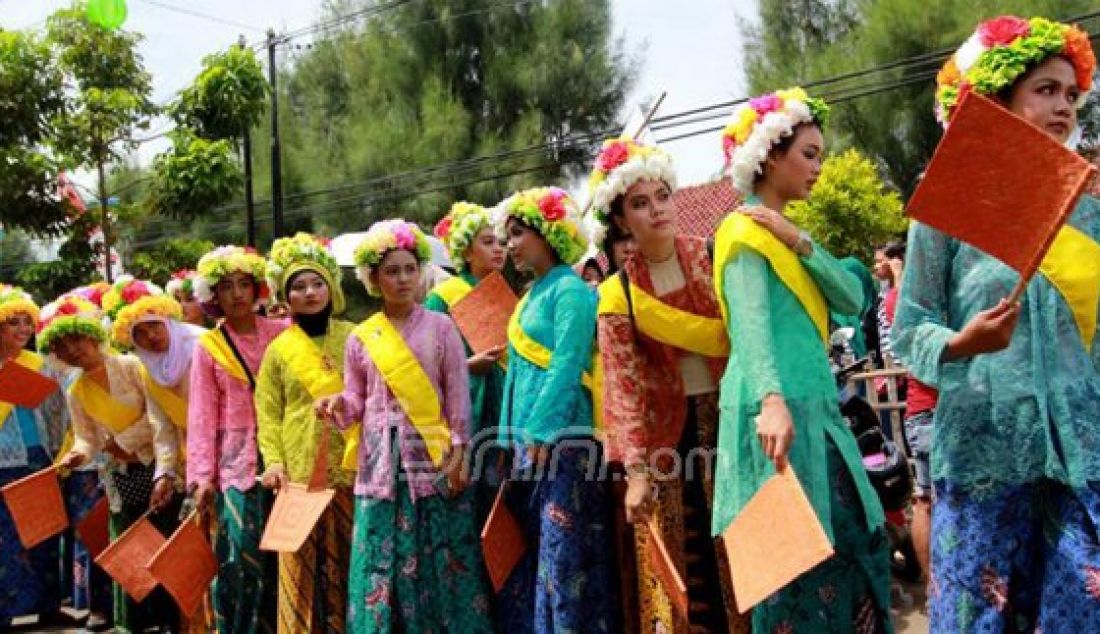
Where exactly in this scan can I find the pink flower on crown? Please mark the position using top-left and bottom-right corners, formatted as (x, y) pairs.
(120, 281), (148, 304)
(978, 16), (1030, 47)
(392, 223), (416, 249)
(595, 141), (631, 173)
(538, 189), (567, 221)
(722, 134), (737, 162)
(434, 215), (452, 239)
(57, 301), (79, 316)
(750, 93), (783, 119)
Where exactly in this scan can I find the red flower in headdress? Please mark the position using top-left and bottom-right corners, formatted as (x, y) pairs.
(977, 16), (1030, 47)
(595, 141), (631, 173)
(434, 215), (453, 239)
(538, 190), (567, 221)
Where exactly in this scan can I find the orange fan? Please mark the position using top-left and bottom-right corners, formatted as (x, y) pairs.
(0, 466), (68, 548)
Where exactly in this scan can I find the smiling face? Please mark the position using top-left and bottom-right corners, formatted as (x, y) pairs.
(371, 249), (420, 307)
(464, 227), (507, 277)
(1004, 56), (1080, 144)
(214, 272), (258, 321)
(132, 320), (170, 354)
(286, 270), (331, 317)
(761, 124), (824, 202)
(612, 179), (677, 257)
(0, 311), (35, 357)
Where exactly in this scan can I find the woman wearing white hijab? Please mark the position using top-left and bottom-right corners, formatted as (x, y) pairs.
(106, 276), (206, 511)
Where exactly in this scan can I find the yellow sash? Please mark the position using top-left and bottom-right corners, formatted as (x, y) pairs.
(597, 277), (730, 358)
(69, 372), (143, 435)
(197, 328), (250, 386)
(277, 324), (361, 470)
(138, 366), (188, 430)
(0, 350), (45, 427)
(53, 428), (75, 468)
(506, 295), (605, 432)
(431, 276), (474, 309)
(354, 314), (450, 467)
(280, 325), (344, 400)
(1038, 224), (1100, 350)
(713, 212), (830, 343)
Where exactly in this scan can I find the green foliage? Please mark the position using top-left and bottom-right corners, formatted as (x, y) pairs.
(146, 130), (244, 220)
(127, 238), (214, 286)
(46, 4), (156, 167)
(788, 149), (907, 263)
(170, 46), (268, 140)
(743, 0), (1099, 195)
(253, 0), (634, 233)
(0, 31), (70, 234)
(16, 213), (100, 302)
(0, 229), (34, 280)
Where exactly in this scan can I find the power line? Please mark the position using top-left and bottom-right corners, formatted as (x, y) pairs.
(135, 0), (266, 33)
(110, 9), (1100, 242)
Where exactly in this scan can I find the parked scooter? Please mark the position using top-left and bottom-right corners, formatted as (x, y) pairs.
(830, 329), (921, 583)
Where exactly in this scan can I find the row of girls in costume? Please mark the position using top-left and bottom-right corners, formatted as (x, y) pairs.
(312, 199), (618, 632)
(584, 92), (892, 631)
(0, 284), (84, 628)
(18, 277), (204, 633)
(587, 12), (1100, 634)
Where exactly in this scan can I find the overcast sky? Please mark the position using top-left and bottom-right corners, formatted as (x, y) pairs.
(0, 0), (759, 192)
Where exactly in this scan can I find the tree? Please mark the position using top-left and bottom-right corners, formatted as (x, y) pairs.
(252, 0), (634, 234)
(169, 46), (268, 141)
(45, 4), (157, 282)
(17, 211), (100, 302)
(741, 0), (858, 87)
(0, 229), (34, 280)
(787, 149), (907, 263)
(145, 130), (244, 221)
(0, 30), (71, 235)
(127, 238), (214, 285)
(743, 0), (1099, 195)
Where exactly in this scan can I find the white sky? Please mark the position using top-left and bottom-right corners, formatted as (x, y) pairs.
(0, 0), (758, 191)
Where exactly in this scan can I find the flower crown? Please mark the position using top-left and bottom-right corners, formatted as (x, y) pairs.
(165, 269), (196, 299)
(70, 282), (111, 308)
(193, 245), (269, 304)
(495, 186), (589, 265)
(36, 295), (106, 354)
(354, 219), (432, 296)
(721, 87), (830, 193)
(584, 138), (677, 246)
(265, 232), (341, 299)
(936, 16), (1095, 125)
(102, 276), (181, 349)
(0, 283), (40, 325)
(434, 202), (494, 271)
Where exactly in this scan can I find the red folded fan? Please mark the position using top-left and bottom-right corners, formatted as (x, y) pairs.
(148, 513), (217, 617)
(907, 91), (1096, 298)
(0, 466), (68, 548)
(481, 482), (526, 593)
(450, 272), (518, 355)
(0, 360), (60, 409)
(96, 516), (166, 601)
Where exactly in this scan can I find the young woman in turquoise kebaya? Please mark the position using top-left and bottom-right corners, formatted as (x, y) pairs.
(894, 16), (1100, 632)
(495, 187), (617, 634)
(712, 87), (892, 633)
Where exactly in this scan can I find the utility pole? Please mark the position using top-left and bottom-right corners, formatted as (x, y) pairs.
(267, 29), (285, 239)
(239, 35), (256, 247)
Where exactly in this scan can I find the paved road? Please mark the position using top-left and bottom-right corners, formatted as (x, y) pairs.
(13, 584), (932, 633)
